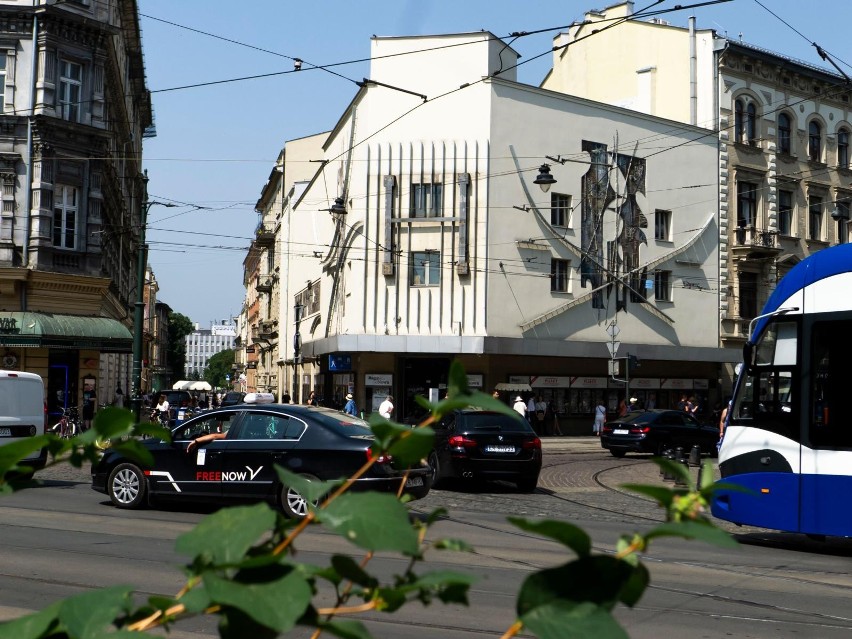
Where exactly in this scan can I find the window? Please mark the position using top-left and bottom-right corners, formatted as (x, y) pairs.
(52, 185), (77, 249)
(808, 120), (822, 162)
(777, 113), (791, 154)
(738, 271), (758, 319)
(654, 209), (672, 241)
(654, 270), (671, 302)
(58, 60), (83, 122)
(410, 251), (440, 286)
(735, 98), (757, 144)
(550, 192), (571, 227)
(737, 181), (758, 227)
(838, 128), (850, 168)
(550, 259), (570, 292)
(809, 319), (852, 448)
(410, 183), (442, 218)
(836, 200), (849, 244)
(0, 53), (6, 112)
(777, 190), (793, 236)
(809, 195), (823, 240)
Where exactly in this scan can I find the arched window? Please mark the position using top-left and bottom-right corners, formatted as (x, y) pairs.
(778, 113), (792, 154)
(838, 128), (850, 168)
(809, 120), (822, 162)
(746, 102), (757, 144)
(735, 99), (745, 142)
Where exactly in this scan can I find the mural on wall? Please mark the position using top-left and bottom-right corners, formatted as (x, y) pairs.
(580, 141), (648, 311)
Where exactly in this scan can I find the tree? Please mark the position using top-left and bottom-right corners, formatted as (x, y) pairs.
(204, 349), (235, 388)
(167, 312), (194, 381)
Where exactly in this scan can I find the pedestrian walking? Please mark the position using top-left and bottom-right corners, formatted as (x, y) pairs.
(593, 399), (606, 436)
(378, 395), (394, 419)
(343, 393), (358, 416)
(513, 396), (526, 418)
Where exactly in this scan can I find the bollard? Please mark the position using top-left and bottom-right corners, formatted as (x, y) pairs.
(675, 446), (684, 461)
(659, 448), (671, 475)
(674, 457), (689, 486)
(689, 444), (701, 467)
(663, 450), (675, 481)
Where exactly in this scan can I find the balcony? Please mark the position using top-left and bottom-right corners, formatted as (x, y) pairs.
(255, 275), (275, 294)
(255, 223), (275, 247)
(731, 225), (780, 258)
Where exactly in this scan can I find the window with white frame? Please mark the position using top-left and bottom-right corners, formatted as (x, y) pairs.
(654, 209), (672, 241)
(409, 183), (442, 218)
(737, 180), (758, 227)
(53, 185), (77, 249)
(778, 189), (793, 236)
(550, 192), (571, 227)
(735, 98), (757, 144)
(836, 200), (850, 245)
(410, 251), (440, 286)
(59, 60), (83, 122)
(550, 259), (570, 293)
(809, 194), (823, 240)
(654, 270), (672, 302)
(838, 128), (850, 169)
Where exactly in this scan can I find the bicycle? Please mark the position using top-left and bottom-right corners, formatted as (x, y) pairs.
(52, 406), (80, 439)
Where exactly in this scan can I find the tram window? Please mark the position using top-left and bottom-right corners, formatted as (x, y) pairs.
(755, 321), (797, 366)
(809, 320), (852, 448)
(732, 369), (797, 440)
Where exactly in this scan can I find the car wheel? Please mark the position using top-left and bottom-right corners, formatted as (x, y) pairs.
(610, 449), (627, 458)
(280, 473), (320, 519)
(108, 463), (147, 509)
(516, 475), (538, 493)
(427, 451), (444, 489)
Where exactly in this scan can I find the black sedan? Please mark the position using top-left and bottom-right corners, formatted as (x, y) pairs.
(600, 409), (720, 458)
(428, 409), (542, 492)
(92, 402), (431, 518)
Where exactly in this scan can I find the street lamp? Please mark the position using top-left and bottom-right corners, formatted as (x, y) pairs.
(533, 164), (556, 192)
(293, 302), (305, 404)
(130, 174), (177, 421)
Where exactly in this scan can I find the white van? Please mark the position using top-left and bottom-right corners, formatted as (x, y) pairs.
(0, 370), (47, 474)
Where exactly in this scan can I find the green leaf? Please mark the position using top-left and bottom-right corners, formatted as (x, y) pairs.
(92, 407), (137, 439)
(275, 466), (342, 505)
(0, 436), (50, 476)
(508, 518), (592, 557)
(175, 503), (276, 565)
(109, 439), (156, 468)
(204, 570), (311, 633)
(315, 492), (420, 555)
(178, 585), (212, 614)
(698, 459), (715, 490)
(409, 570), (476, 605)
(617, 562), (650, 607)
(368, 418), (412, 451)
(321, 619), (375, 639)
(0, 602), (60, 639)
(644, 521), (739, 548)
(331, 554), (378, 588)
(432, 538), (473, 552)
(650, 457), (692, 488)
(516, 557), (639, 615)
(620, 483), (678, 507)
(521, 601), (629, 639)
(387, 426), (434, 468)
(58, 585), (133, 639)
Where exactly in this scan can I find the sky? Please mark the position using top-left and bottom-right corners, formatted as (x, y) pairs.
(138, 0), (851, 328)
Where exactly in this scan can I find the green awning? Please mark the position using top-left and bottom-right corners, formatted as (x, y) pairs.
(0, 312), (133, 352)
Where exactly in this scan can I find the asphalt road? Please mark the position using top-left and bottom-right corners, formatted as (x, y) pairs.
(1, 439), (850, 638)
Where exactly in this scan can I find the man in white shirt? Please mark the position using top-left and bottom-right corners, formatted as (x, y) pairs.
(513, 396), (526, 417)
(378, 395), (394, 419)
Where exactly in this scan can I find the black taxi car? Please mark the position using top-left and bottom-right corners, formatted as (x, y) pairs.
(92, 395), (431, 518)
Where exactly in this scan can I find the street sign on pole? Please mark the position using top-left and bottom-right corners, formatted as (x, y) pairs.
(606, 323), (620, 338)
(608, 359), (620, 376)
(606, 341), (621, 357)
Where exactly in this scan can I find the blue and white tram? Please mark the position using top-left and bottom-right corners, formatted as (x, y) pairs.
(712, 243), (852, 537)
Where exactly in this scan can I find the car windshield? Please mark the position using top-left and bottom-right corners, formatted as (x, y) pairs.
(461, 412), (531, 433)
(308, 408), (374, 438)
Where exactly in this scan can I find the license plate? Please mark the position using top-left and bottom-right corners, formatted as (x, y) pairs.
(405, 476), (424, 488)
(484, 445), (516, 453)
(613, 429), (629, 435)
(0, 427), (10, 437)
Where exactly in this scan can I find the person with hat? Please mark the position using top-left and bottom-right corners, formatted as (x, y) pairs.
(628, 396), (641, 412)
(513, 396), (527, 418)
(343, 392), (358, 416)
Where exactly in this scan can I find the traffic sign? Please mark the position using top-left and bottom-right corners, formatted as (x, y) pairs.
(606, 341), (621, 357)
(606, 323), (620, 338)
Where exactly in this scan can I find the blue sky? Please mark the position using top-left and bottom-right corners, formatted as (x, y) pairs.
(139, 0), (850, 327)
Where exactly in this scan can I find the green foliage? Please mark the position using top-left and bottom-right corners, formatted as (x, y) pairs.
(0, 362), (739, 639)
(204, 348), (236, 388)
(167, 311), (195, 379)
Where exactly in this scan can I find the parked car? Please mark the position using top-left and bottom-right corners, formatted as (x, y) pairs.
(0, 370), (47, 478)
(92, 397), (431, 518)
(428, 408), (541, 492)
(220, 391), (246, 407)
(600, 409), (720, 458)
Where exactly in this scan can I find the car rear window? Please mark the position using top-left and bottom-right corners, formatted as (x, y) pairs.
(460, 412), (532, 433)
(308, 408), (374, 438)
(622, 412), (658, 424)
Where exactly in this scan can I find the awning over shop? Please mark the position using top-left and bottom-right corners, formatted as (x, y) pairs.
(495, 382), (533, 392)
(0, 312), (132, 352)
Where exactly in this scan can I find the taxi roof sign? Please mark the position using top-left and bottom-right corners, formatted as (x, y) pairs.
(243, 392), (275, 405)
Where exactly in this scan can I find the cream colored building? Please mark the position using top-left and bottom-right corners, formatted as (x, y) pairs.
(542, 1), (852, 391)
(255, 31), (726, 430)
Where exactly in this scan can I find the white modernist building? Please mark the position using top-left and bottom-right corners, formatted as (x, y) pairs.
(266, 31), (727, 430)
(184, 321), (236, 378)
